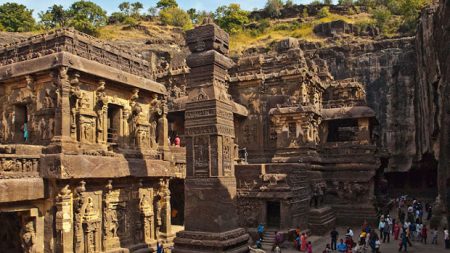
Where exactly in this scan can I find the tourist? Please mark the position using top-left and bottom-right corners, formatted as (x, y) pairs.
(257, 223), (265, 240)
(415, 221), (422, 241)
(426, 204), (432, 221)
(421, 225), (428, 244)
(383, 219), (390, 243)
(444, 228), (450, 249)
(346, 228), (354, 239)
(337, 239), (347, 253)
(378, 217), (386, 241)
(174, 135), (181, 147)
(330, 227), (339, 250)
(295, 234), (301, 250)
(408, 222), (416, 241)
(301, 232), (307, 251)
(393, 221), (400, 240)
(431, 227), (438, 245)
(359, 230), (367, 246)
(398, 230), (408, 252)
(322, 244), (332, 253)
(368, 232), (379, 253)
(156, 241), (164, 253)
(306, 241), (312, 253)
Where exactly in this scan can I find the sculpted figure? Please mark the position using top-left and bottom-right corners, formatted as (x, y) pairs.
(21, 220), (36, 253)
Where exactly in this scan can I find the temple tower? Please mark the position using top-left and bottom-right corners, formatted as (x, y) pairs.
(173, 19), (249, 253)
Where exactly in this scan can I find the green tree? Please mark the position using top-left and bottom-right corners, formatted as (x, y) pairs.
(0, 3), (35, 32)
(131, 2), (143, 17)
(338, 0), (354, 5)
(118, 2), (131, 15)
(66, 1), (107, 35)
(310, 0), (322, 5)
(372, 5), (392, 32)
(159, 6), (192, 30)
(323, 0), (333, 4)
(214, 4), (250, 34)
(39, 4), (68, 29)
(148, 7), (158, 17)
(156, 0), (178, 9)
(285, 0), (294, 8)
(264, 0), (284, 18)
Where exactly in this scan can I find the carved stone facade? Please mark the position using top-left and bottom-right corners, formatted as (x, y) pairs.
(162, 36), (379, 232)
(0, 29), (180, 253)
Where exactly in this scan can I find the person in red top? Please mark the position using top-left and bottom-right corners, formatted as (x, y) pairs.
(393, 221), (401, 240)
(174, 135), (181, 147)
(421, 225), (428, 244)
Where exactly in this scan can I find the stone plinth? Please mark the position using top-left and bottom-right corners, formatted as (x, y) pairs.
(308, 206), (336, 235)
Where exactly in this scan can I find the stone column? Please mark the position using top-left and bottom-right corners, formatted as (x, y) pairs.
(51, 67), (72, 143)
(173, 18), (249, 253)
(55, 185), (73, 253)
(158, 101), (171, 161)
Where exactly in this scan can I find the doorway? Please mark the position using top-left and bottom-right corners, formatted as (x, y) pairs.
(107, 104), (122, 144)
(266, 201), (281, 228)
(170, 178), (185, 226)
(0, 212), (22, 252)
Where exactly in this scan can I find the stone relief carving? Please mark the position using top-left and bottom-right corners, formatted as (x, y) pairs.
(21, 219), (36, 253)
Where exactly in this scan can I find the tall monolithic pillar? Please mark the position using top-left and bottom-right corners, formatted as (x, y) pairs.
(173, 19), (249, 253)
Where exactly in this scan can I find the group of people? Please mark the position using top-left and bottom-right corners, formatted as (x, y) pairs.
(253, 196), (450, 253)
(321, 196), (449, 253)
(294, 228), (313, 253)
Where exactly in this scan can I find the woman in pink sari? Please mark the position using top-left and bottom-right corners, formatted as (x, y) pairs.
(394, 221), (400, 240)
(301, 233), (307, 251)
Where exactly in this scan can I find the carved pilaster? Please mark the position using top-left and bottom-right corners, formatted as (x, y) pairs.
(55, 185), (73, 253)
(51, 67), (72, 143)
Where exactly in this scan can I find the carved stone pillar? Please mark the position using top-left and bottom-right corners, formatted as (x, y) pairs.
(158, 101), (171, 161)
(173, 19), (249, 253)
(55, 185), (73, 253)
(139, 188), (155, 244)
(158, 179), (172, 238)
(51, 67), (72, 144)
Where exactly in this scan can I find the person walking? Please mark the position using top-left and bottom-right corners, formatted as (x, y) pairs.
(421, 225), (428, 244)
(306, 241), (312, 253)
(398, 230), (408, 252)
(393, 222), (400, 240)
(378, 218), (386, 242)
(257, 223), (265, 240)
(431, 227), (438, 245)
(383, 221), (390, 243)
(330, 228), (339, 250)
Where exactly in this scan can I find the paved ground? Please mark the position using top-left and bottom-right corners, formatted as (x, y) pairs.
(256, 226), (450, 253)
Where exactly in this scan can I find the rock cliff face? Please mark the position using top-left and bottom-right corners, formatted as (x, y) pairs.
(415, 0), (450, 215)
(300, 38), (417, 172)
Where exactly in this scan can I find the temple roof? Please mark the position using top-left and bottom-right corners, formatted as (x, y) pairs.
(322, 106), (375, 120)
(0, 28), (166, 94)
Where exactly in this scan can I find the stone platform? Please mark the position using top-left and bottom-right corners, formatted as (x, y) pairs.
(173, 228), (250, 253)
(308, 206), (336, 235)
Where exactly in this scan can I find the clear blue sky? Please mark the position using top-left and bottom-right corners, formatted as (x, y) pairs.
(0, 0), (322, 16)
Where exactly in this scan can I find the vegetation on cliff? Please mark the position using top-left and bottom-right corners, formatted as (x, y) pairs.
(0, 0), (432, 53)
